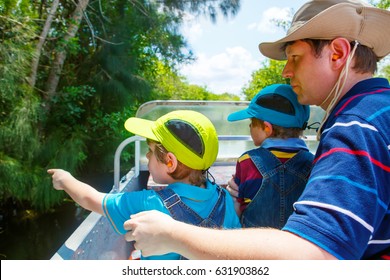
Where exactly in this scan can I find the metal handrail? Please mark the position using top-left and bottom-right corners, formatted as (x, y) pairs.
(113, 134), (318, 192)
(113, 135), (144, 192)
(218, 135), (252, 141)
(112, 135), (252, 192)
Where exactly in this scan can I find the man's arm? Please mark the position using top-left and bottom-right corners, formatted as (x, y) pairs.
(124, 210), (337, 260)
(48, 169), (105, 215)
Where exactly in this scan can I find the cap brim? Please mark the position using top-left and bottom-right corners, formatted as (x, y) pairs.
(259, 3), (390, 60)
(227, 109), (253, 122)
(124, 117), (158, 141)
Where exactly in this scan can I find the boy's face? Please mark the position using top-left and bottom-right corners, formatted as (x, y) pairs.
(146, 142), (171, 184)
(249, 119), (268, 146)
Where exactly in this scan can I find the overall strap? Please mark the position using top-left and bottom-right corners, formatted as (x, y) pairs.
(242, 147), (313, 229)
(247, 147), (281, 177)
(156, 186), (226, 227)
(284, 149), (314, 174)
(201, 186), (226, 227)
(156, 186), (226, 260)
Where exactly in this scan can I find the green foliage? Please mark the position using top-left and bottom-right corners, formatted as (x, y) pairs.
(384, 65), (390, 80)
(0, 154), (34, 203)
(373, 0), (390, 9)
(0, 153), (65, 212)
(242, 60), (289, 100)
(0, 0), (37, 16)
(0, 0), (243, 213)
(49, 85), (94, 128)
(151, 62), (240, 100)
(1, 96), (40, 162)
(159, 0), (241, 22)
(0, 14), (36, 123)
(208, 92), (241, 101)
(40, 130), (88, 172)
(377, 63), (390, 80)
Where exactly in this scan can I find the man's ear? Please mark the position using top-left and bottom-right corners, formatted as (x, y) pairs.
(165, 152), (178, 172)
(330, 38), (350, 68)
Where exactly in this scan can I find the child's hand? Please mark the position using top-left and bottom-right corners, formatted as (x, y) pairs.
(47, 169), (72, 191)
(226, 175), (239, 198)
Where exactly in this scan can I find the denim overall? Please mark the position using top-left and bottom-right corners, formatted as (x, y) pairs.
(241, 147), (313, 229)
(156, 185), (226, 227)
(156, 185), (226, 259)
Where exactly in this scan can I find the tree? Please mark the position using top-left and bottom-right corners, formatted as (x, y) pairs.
(241, 59), (289, 100)
(45, 0), (89, 106)
(0, 2), (50, 209)
(29, 0), (60, 89)
(0, 0), (242, 212)
(150, 61), (240, 100)
(375, 0), (390, 9)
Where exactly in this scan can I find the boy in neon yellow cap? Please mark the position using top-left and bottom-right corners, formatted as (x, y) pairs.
(48, 110), (241, 260)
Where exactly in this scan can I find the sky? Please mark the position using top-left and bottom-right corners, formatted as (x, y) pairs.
(177, 0), (308, 97)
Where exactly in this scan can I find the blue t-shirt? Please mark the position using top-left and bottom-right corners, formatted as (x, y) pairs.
(283, 78), (390, 259)
(103, 179), (241, 260)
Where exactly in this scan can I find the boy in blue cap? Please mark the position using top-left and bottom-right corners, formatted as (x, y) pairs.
(226, 84), (313, 228)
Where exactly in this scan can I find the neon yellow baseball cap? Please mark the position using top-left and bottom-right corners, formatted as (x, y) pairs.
(124, 110), (218, 171)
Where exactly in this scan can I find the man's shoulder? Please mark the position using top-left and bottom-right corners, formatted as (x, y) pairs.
(336, 85), (390, 120)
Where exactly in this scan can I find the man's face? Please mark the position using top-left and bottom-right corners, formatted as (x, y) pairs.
(282, 40), (339, 108)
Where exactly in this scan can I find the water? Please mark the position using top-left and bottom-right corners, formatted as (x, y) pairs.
(0, 202), (86, 260)
(0, 173), (113, 260)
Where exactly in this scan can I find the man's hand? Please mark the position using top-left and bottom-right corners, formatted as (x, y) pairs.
(124, 210), (176, 257)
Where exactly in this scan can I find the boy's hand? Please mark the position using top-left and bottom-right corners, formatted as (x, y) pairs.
(226, 175), (239, 198)
(47, 169), (72, 191)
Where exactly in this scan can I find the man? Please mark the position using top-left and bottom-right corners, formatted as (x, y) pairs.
(123, 0), (390, 259)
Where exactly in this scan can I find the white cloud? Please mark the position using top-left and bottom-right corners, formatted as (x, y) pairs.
(181, 22), (203, 43)
(248, 7), (291, 34)
(181, 13), (205, 43)
(177, 5), (295, 97)
(180, 47), (261, 96)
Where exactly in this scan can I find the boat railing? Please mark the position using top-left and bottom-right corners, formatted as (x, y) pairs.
(113, 135), (256, 193)
(113, 135), (143, 193)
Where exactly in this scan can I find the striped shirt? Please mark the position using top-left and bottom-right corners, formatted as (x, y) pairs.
(283, 78), (390, 259)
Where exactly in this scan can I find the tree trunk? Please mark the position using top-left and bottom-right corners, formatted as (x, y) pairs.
(29, 0), (60, 89)
(45, 0), (90, 101)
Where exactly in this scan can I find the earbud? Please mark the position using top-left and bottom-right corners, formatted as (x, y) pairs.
(263, 122), (272, 135)
(167, 161), (173, 167)
(332, 54), (340, 60)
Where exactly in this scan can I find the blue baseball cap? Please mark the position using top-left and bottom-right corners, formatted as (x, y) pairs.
(227, 84), (309, 129)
